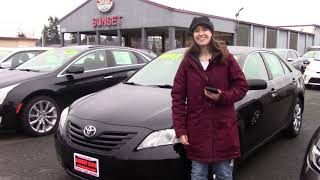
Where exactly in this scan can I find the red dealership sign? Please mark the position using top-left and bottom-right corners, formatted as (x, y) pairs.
(92, 16), (123, 27)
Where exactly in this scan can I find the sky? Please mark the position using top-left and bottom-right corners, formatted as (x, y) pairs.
(0, 0), (319, 39)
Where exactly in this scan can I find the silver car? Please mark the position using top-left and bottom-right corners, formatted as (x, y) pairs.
(271, 48), (303, 73)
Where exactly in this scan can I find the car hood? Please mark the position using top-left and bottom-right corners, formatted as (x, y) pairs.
(0, 69), (47, 87)
(69, 83), (173, 130)
(307, 61), (320, 70)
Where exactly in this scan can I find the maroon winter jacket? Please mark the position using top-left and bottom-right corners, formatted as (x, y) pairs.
(171, 50), (248, 163)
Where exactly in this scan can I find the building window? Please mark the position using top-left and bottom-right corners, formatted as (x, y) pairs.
(237, 24), (250, 46)
(267, 29), (277, 48)
(290, 32), (298, 50)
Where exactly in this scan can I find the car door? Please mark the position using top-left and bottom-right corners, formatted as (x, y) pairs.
(105, 49), (145, 83)
(261, 52), (296, 135)
(237, 52), (272, 152)
(57, 49), (115, 104)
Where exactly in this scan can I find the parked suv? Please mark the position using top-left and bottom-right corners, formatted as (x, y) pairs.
(0, 45), (154, 136)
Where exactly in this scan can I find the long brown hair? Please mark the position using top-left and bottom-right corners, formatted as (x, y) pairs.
(185, 36), (229, 64)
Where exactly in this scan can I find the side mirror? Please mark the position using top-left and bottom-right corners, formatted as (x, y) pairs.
(66, 65), (84, 74)
(247, 79), (267, 90)
(287, 58), (294, 62)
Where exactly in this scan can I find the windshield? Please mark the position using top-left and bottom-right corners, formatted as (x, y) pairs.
(302, 51), (320, 59)
(16, 48), (82, 72)
(0, 50), (13, 61)
(127, 53), (184, 86)
(127, 52), (241, 87)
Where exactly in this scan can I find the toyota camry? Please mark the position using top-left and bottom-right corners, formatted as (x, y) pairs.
(55, 47), (305, 180)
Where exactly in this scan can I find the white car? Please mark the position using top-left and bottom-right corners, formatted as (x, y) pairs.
(304, 60), (320, 88)
(0, 47), (52, 69)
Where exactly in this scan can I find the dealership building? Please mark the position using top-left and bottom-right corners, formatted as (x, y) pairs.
(59, 0), (317, 55)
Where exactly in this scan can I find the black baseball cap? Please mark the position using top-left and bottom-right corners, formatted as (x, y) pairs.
(189, 16), (215, 33)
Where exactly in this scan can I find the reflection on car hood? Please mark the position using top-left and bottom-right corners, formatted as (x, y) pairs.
(69, 83), (173, 130)
(0, 69), (47, 87)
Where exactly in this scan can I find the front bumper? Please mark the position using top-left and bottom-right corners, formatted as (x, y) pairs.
(54, 121), (190, 180)
(0, 102), (20, 131)
(304, 71), (320, 86)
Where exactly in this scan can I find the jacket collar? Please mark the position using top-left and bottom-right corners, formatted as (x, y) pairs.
(186, 50), (223, 71)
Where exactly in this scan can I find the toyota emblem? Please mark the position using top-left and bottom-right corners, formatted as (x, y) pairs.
(83, 125), (97, 138)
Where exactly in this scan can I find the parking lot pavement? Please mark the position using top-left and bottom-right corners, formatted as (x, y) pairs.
(1, 89), (320, 180)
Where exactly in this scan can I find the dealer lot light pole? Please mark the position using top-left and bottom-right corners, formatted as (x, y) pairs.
(234, 7), (244, 46)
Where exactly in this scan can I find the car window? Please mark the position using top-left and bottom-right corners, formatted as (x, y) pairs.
(280, 60), (291, 74)
(286, 51), (293, 59)
(243, 53), (269, 81)
(128, 53), (183, 86)
(74, 50), (108, 71)
(273, 50), (286, 59)
(2, 51), (45, 68)
(291, 51), (299, 59)
(17, 48), (82, 72)
(110, 50), (138, 66)
(262, 52), (285, 79)
(302, 51), (320, 59)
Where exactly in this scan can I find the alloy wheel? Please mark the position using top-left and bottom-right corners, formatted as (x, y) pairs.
(28, 100), (58, 133)
(293, 103), (302, 132)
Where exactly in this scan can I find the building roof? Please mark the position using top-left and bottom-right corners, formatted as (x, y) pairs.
(276, 24), (320, 28)
(0, 37), (38, 41)
(59, 0), (315, 36)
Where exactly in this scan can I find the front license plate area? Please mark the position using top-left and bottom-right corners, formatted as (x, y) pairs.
(74, 153), (99, 177)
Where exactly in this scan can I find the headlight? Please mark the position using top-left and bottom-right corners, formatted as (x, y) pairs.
(137, 129), (180, 150)
(59, 107), (69, 130)
(0, 84), (20, 104)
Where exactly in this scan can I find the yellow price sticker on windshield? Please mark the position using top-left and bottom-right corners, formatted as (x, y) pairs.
(158, 53), (183, 60)
(64, 49), (79, 55)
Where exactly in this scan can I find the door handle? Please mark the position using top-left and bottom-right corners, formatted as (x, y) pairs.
(104, 76), (114, 79)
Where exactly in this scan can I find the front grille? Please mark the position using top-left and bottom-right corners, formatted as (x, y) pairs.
(68, 122), (136, 152)
(309, 78), (320, 84)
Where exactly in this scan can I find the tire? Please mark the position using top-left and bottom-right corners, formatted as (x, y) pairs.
(21, 96), (60, 136)
(285, 98), (303, 137)
(300, 66), (305, 74)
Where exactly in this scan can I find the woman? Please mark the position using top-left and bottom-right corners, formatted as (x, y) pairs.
(171, 16), (248, 180)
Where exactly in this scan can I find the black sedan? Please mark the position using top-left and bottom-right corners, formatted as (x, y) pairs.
(55, 47), (305, 180)
(300, 126), (320, 179)
(0, 45), (154, 136)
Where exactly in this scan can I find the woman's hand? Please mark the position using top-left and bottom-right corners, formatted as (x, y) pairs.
(179, 135), (190, 145)
(204, 89), (221, 101)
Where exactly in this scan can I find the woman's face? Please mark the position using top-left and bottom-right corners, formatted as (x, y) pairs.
(193, 25), (213, 47)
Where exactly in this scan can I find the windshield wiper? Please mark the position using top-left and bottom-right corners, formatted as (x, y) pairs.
(153, 84), (173, 89)
(18, 68), (40, 72)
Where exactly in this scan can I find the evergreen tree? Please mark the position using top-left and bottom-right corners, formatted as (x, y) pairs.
(41, 16), (61, 45)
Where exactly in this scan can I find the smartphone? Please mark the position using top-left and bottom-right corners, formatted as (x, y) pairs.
(205, 86), (219, 94)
